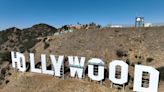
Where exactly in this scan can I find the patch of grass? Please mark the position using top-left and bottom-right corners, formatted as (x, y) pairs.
(116, 49), (128, 57)
(5, 80), (10, 84)
(22, 39), (39, 50)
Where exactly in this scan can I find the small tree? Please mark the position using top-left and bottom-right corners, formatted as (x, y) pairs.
(44, 42), (50, 49)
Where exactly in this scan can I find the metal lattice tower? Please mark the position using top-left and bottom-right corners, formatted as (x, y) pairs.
(135, 17), (144, 28)
(135, 17), (144, 62)
(135, 17), (150, 89)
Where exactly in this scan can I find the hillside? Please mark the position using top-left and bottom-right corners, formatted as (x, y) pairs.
(0, 23), (57, 53)
(0, 26), (164, 92)
(0, 72), (118, 92)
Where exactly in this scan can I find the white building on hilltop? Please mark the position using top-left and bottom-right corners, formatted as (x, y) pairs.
(144, 23), (153, 27)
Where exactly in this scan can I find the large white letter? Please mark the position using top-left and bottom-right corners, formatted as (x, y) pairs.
(109, 60), (128, 84)
(30, 53), (41, 73)
(41, 54), (54, 75)
(11, 51), (26, 72)
(11, 51), (19, 68)
(50, 55), (64, 77)
(88, 58), (104, 81)
(133, 65), (159, 92)
(68, 56), (85, 79)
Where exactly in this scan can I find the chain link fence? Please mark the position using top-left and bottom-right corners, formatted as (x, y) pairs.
(105, 23), (164, 28)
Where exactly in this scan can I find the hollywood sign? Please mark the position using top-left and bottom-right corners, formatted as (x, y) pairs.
(11, 51), (160, 92)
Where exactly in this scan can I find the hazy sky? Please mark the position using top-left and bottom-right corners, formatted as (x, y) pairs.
(0, 0), (164, 30)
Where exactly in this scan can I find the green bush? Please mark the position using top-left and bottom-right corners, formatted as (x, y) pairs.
(22, 39), (39, 50)
(146, 57), (154, 63)
(44, 42), (50, 49)
(116, 49), (128, 57)
(0, 52), (11, 63)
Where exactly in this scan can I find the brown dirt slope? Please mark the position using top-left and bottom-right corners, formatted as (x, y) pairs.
(0, 72), (118, 92)
(30, 27), (164, 68)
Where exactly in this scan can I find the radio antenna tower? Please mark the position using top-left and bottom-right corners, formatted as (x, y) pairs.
(135, 17), (149, 88)
(135, 17), (144, 29)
